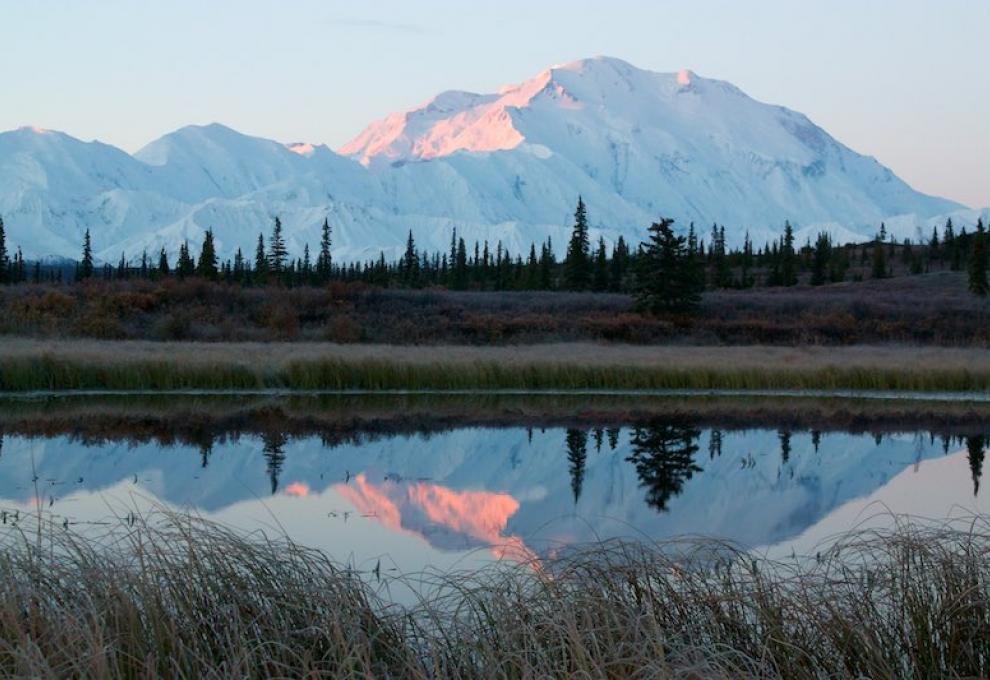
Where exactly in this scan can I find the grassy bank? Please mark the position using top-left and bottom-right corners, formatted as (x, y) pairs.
(4, 340), (990, 392)
(1, 513), (988, 678)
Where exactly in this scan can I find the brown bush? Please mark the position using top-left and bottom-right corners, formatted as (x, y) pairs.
(322, 315), (363, 343)
(261, 300), (300, 340)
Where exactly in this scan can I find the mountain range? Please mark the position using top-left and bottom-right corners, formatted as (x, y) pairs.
(1, 56), (985, 263)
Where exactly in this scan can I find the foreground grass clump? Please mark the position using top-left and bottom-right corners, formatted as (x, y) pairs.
(1, 514), (989, 678)
(5, 341), (990, 392)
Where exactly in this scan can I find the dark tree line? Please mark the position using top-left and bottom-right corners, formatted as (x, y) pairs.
(1, 205), (987, 307)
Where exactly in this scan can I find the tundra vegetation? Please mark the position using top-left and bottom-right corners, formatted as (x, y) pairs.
(0, 511), (987, 678)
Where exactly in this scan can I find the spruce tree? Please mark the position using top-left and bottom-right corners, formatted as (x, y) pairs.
(158, 248), (170, 276)
(947, 219), (963, 270)
(176, 241), (196, 279)
(0, 215), (7, 283)
(197, 228), (219, 280)
(968, 219), (988, 296)
(539, 238), (554, 290)
(710, 224), (731, 288)
(592, 237), (609, 291)
(267, 217), (288, 276)
(810, 232), (832, 286)
(635, 218), (703, 315)
(301, 244), (312, 281)
(78, 228), (94, 280)
(740, 231), (754, 288)
(452, 237), (468, 290)
(929, 226), (941, 263)
(447, 228), (458, 286)
(233, 248), (245, 281)
(563, 196), (591, 290)
(871, 226), (888, 279)
(402, 230), (420, 286)
(316, 218), (332, 282)
(254, 233), (268, 283)
(10, 248), (23, 283)
(609, 236), (628, 292)
(779, 222), (797, 286)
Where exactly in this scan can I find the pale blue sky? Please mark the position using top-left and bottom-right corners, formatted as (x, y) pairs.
(2, 0), (988, 207)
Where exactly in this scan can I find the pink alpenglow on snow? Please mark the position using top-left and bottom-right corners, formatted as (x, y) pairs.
(285, 142), (316, 156)
(284, 482), (311, 497)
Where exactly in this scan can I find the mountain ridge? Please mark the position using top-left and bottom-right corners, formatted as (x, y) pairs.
(0, 56), (981, 263)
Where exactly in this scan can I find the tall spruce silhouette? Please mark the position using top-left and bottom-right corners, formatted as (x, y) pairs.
(563, 197), (591, 290)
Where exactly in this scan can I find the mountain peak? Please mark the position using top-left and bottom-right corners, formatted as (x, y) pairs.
(339, 57), (726, 166)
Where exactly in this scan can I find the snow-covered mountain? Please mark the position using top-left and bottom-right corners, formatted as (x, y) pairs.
(0, 56), (982, 262)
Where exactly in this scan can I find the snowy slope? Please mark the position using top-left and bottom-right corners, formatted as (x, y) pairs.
(0, 57), (977, 262)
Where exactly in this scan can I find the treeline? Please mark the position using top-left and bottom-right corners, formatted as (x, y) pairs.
(1, 202), (987, 301)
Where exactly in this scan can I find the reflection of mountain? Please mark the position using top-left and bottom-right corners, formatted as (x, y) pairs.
(335, 474), (534, 561)
(0, 427), (983, 555)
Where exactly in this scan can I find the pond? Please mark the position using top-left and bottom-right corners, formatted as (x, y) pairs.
(0, 394), (987, 590)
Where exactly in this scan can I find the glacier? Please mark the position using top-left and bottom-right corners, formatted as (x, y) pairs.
(0, 56), (983, 263)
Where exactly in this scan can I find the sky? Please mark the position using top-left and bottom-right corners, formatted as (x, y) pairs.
(2, 0), (988, 208)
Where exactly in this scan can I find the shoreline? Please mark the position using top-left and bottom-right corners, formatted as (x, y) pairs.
(5, 391), (990, 438)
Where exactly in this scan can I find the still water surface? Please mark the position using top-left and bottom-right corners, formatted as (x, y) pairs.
(1, 408), (987, 585)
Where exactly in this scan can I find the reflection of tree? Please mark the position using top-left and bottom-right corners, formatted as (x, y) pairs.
(566, 429), (588, 504)
(627, 422), (701, 513)
(709, 430), (723, 459)
(200, 443), (212, 469)
(593, 428), (604, 453)
(779, 431), (792, 464)
(966, 436), (986, 497)
(0, 431), (4, 459)
(811, 430), (821, 454)
(607, 428), (621, 451)
(262, 432), (288, 495)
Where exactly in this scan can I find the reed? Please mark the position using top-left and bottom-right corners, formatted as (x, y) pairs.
(0, 512), (988, 678)
(3, 341), (990, 392)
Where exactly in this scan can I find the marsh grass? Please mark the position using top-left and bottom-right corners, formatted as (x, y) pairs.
(4, 341), (990, 392)
(1, 512), (988, 678)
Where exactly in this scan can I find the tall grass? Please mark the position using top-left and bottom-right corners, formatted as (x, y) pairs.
(1, 512), (988, 678)
(4, 341), (990, 392)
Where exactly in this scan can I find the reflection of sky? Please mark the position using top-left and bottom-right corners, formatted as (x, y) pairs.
(0, 428), (985, 580)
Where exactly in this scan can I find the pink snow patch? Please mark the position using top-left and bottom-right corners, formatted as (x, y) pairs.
(284, 482), (310, 497)
(677, 69), (693, 87)
(286, 142), (316, 156)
